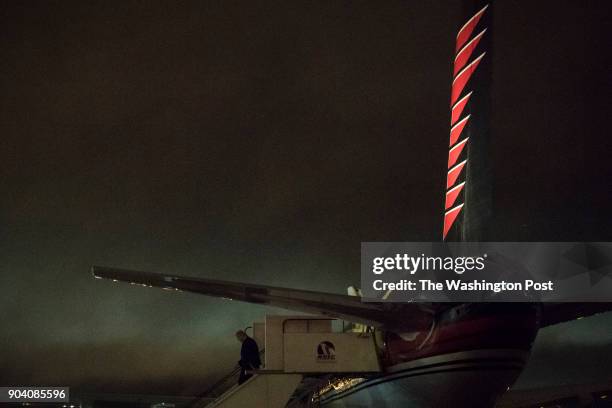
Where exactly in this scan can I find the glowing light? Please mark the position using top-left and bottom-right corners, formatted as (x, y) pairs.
(454, 29), (487, 76)
(451, 92), (472, 125)
(451, 53), (485, 105)
(443, 203), (464, 239)
(455, 4), (488, 52)
(444, 6), (488, 239)
(447, 160), (467, 189)
(450, 115), (470, 147)
(445, 181), (465, 210)
(448, 137), (469, 168)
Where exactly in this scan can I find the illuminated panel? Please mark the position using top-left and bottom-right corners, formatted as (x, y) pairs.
(454, 29), (486, 76)
(448, 137), (469, 168)
(443, 203), (464, 240)
(445, 181), (465, 210)
(446, 160), (467, 189)
(455, 4), (488, 52)
(451, 53), (485, 106)
(451, 92), (472, 125)
(450, 115), (470, 147)
(444, 3), (489, 240)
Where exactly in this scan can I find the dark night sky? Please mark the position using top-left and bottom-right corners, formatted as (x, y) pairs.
(1, 0), (611, 396)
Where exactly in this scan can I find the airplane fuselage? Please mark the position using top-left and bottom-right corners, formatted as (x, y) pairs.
(319, 303), (540, 407)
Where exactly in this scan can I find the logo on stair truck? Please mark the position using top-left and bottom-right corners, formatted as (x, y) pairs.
(316, 341), (336, 362)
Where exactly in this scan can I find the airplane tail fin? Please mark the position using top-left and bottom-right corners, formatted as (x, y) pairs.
(444, 1), (493, 241)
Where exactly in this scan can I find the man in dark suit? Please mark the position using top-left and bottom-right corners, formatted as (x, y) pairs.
(235, 330), (261, 385)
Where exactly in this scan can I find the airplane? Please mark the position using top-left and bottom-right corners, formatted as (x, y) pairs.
(91, 266), (612, 407)
(92, 2), (612, 407)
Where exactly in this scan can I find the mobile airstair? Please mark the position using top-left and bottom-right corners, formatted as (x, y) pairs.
(193, 315), (382, 408)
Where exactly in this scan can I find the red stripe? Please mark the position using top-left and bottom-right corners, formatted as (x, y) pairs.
(448, 138), (469, 168)
(447, 160), (467, 189)
(455, 5), (488, 53)
(450, 115), (470, 147)
(454, 29), (486, 77)
(451, 53), (484, 106)
(443, 204), (464, 239)
(451, 92), (472, 125)
(445, 182), (465, 210)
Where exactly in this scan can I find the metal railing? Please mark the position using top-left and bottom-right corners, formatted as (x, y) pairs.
(188, 349), (265, 408)
(188, 320), (376, 407)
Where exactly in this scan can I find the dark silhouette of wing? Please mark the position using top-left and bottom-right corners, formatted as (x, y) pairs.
(91, 265), (434, 332)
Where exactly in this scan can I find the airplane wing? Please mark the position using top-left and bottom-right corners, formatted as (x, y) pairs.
(92, 266), (612, 330)
(91, 266), (434, 332)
